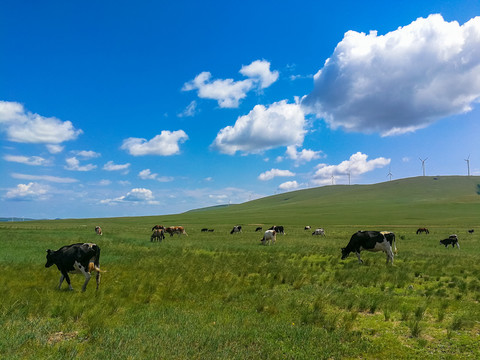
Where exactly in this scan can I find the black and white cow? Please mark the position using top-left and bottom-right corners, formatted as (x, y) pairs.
(260, 230), (276, 245)
(255, 227), (263, 232)
(341, 231), (396, 264)
(230, 225), (242, 234)
(45, 243), (102, 292)
(269, 225), (285, 235)
(312, 228), (325, 236)
(440, 234), (460, 248)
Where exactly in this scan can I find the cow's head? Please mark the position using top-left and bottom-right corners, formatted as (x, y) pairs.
(341, 247), (349, 259)
(45, 249), (55, 267)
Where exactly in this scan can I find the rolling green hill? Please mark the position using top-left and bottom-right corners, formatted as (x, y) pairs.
(180, 176), (480, 227)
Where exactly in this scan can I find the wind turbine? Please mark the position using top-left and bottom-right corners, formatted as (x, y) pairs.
(465, 155), (471, 176)
(419, 157), (428, 176)
(387, 167), (393, 181)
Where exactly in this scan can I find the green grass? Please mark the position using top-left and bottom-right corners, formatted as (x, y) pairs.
(1, 176), (479, 359)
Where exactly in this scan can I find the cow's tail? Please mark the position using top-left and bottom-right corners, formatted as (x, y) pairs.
(392, 233), (397, 254)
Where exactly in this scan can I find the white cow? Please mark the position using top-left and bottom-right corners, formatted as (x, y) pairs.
(312, 228), (325, 236)
(261, 230), (276, 245)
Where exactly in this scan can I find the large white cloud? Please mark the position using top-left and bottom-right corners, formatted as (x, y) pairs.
(211, 100), (306, 154)
(183, 60), (279, 108)
(312, 152), (390, 184)
(302, 14), (480, 136)
(121, 130), (188, 156)
(258, 168), (295, 181)
(0, 101), (82, 143)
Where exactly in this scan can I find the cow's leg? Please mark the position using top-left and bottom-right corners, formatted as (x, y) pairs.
(355, 252), (363, 264)
(61, 271), (73, 290)
(81, 272), (91, 292)
(95, 271), (101, 290)
(456, 242), (460, 249)
(58, 274), (65, 289)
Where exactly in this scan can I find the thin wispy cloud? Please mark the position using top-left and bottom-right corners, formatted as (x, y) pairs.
(11, 173), (78, 183)
(4, 155), (50, 166)
(65, 157), (97, 171)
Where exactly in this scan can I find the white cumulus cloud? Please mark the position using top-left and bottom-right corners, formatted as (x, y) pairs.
(0, 101), (82, 143)
(278, 180), (299, 191)
(302, 14), (480, 136)
(239, 60), (279, 89)
(258, 168), (296, 181)
(4, 182), (49, 201)
(121, 130), (188, 156)
(65, 157), (97, 171)
(312, 152), (390, 184)
(183, 60), (278, 108)
(211, 100), (306, 154)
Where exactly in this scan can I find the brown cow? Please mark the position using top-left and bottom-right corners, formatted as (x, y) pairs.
(165, 226), (188, 237)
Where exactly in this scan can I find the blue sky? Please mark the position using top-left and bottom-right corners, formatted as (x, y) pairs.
(1, 0), (480, 219)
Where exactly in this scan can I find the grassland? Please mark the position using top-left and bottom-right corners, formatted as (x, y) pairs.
(1, 176), (479, 359)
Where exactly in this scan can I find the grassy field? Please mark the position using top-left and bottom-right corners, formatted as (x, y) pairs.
(1, 176), (479, 359)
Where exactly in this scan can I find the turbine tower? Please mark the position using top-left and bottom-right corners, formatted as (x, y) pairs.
(387, 167), (393, 181)
(465, 155), (471, 176)
(419, 157), (428, 176)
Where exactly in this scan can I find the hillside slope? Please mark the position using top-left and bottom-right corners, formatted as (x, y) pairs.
(182, 176), (480, 226)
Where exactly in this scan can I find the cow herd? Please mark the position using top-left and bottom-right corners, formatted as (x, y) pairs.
(44, 224), (473, 292)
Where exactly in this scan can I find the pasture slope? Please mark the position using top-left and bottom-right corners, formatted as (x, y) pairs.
(1, 176), (479, 359)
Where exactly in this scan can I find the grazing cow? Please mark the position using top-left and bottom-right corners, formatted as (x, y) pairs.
(208, 229), (214, 232)
(440, 234), (460, 249)
(45, 243), (103, 292)
(95, 226), (102, 235)
(151, 228), (165, 242)
(269, 225), (285, 235)
(416, 228), (429, 234)
(260, 230), (276, 245)
(341, 231), (396, 264)
(230, 225), (242, 234)
(468, 229), (474, 234)
(165, 226), (188, 237)
(304, 226), (311, 230)
(201, 228), (209, 232)
(312, 228), (325, 236)
(255, 227), (263, 232)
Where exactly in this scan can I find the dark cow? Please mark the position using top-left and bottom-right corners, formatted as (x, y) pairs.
(95, 226), (102, 235)
(151, 228), (165, 242)
(255, 227), (263, 232)
(201, 228), (209, 232)
(230, 225), (242, 234)
(341, 231), (396, 264)
(165, 226), (188, 236)
(468, 229), (474, 234)
(45, 243), (102, 292)
(440, 234), (460, 248)
(416, 227), (429, 234)
(269, 225), (285, 235)
(312, 228), (325, 236)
